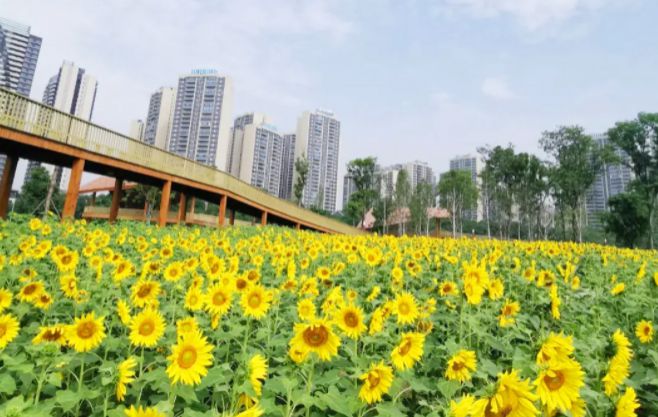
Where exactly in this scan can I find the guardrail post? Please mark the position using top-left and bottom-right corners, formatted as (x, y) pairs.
(177, 192), (188, 224)
(62, 158), (85, 219)
(0, 153), (18, 219)
(261, 210), (268, 226)
(159, 180), (172, 227)
(218, 194), (227, 227)
(109, 177), (123, 223)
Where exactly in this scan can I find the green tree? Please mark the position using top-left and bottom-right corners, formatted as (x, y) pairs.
(515, 153), (549, 240)
(438, 169), (477, 237)
(604, 187), (650, 248)
(540, 126), (609, 242)
(607, 113), (658, 248)
(480, 145), (518, 239)
(345, 157), (379, 226)
(14, 166), (62, 216)
(409, 182), (435, 235)
(293, 155), (309, 207)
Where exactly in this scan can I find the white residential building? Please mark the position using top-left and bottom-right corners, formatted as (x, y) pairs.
(128, 119), (145, 141)
(143, 87), (176, 150)
(449, 154), (483, 221)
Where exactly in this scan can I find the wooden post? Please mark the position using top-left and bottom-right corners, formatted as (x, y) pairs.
(218, 194), (227, 227)
(261, 211), (268, 226)
(62, 158), (85, 219)
(177, 192), (187, 224)
(0, 154), (18, 219)
(109, 177), (123, 223)
(159, 180), (172, 227)
(91, 192), (96, 206)
(229, 209), (235, 226)
(296, 223), (301, 231)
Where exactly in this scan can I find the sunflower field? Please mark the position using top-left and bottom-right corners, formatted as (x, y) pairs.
(0, 216), (657, 417)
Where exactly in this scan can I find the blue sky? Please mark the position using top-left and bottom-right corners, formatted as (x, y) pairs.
(3, 0), (658, 206)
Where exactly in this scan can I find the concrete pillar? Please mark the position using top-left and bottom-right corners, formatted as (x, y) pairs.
(261, 210), (268, 226)
(229, 209), (235, 226)
(159, 180), (172, 227)
(62, 158), (85, 219)
(177, 192), (187, 224)
(218, 194), (227, 227)
(0, 154), (18, 219)
(109, 177), (123, 223)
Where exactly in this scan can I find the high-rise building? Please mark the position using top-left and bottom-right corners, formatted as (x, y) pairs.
(585, 134), (634, 226)
(378, 161), (435, 199)
(26, 61), (98, 188)
(294, 109), (340, 212)
(128, 119), (145, 141)
(227, 113), (269, 177)
(449, 154), (483, 221)
(279, 134), (296, 200)
(168, 70), (233, 170)
(0, 17), (41, 175)
(143, 87), (176, 149)
(236, 121), (284, 197)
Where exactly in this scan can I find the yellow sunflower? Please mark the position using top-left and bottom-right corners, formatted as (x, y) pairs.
(391, 332), (425, 370)
(297, 298), (316, 321)
(535, 358), (585, 415)
(67, 312), (106, 352)
(471, 370), (539, 417)
(499, 300), (521, 327)
(129, 308), (166, 348)
(234, 405), (264, 417)
(603, 330), (633, 396)
(0, 289), (12, 312)
(635, 320), (653, 344)
(359, 361), (394, 404)
(124, 405), (166, 417)
(205, 284), (233, 317)
(163, 261), (185, 282)
(487, 278), (504, 300)
(166, 330), (214, 385)
(18, 281), (44, 302)
(176, 317), (200, 338)
(445, 350), (477, 382)
(249, 354), (268, 396)
(536, 332), (574, 365)
(59, 274), (78, 299)
(450, 394), (476, 417)
(116, 356), (137, 401)
(32, 324), (67, 345)
(438, 280), (459, 297)
(33, 291), (53, 310)
(394, 292), (419, 325)
(184, 287), (204, 311)
(117, 299), (133, 326)
(131, 278), (161, 308)
(334, 304), (367, 339)
(240, 284), (273, 320)
(616, 387), (639, 417)
(289, 319), (341, 362)
(0, 313), (20, 349)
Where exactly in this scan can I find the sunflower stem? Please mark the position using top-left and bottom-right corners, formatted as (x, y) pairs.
(305, 361), (315, 417)
(75, 359), (85, 417)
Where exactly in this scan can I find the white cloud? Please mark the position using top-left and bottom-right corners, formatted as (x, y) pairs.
(440, 0), (613, 30)
(481, 77), (517, 100)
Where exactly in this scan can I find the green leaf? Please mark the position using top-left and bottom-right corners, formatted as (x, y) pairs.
(318, 386), (360, 416)
(54, 390), (81, 412)
(375, 402), (407, 417)
(0, 374), (16, 395)
(436, 379), (461, 399)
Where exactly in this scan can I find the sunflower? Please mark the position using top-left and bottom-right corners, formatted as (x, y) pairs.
(234, 405), (264, 417)
(116, 356), (137, 401)
(240, 284), (273, 320)
(0, 289), (12, 312)
(67, 312), (106, 352)
(487, 278), (504, 300)
(366, 286), (381, 302)
(55, 250), (79, 273)
(163, 261), (185, 282)
(205, 284), (233, 317)
(166, 330), (214, 385)
(129, 308), (166, 348)
(176, 317), (199, 338)
(610, 283), (625, 296)
(471, 370), (539, 417)
(18, 281), (44, 302)
(445, 350), (477, 382)
(131, 278), (161, 308)
(184, 287), (204, 311)
(358, 361), (394, 404)
(249, 354), (268, 396)
(288, 344), (309, 364)
(535, 358), (585, 415)
(0, 313), (20, 349)
(33, 292), (53, 310)
(368, 307), (386, 335)
(59, 274), (79, 299)
(334, 304), (367, 339)
(394, 292), (419, 325)
(391, 332), (425, 370)
(439, 280), (459, 297)
(603, 330), (633, 396)
(124, 405), (166, 417)
(549, 284), (561, 320)
(113, 260), (134, 283)
(32, 324), (67, 345)
(499, 300), (520, 327)
(117, 300), (133, 325)
(635, 320), (653, 344)
(536, 333), (574, 365)
(290, 319), (341, 362)
(297, 298), (316, 321)
(616, 387), (639, 417)
(450, 394), (476, 417)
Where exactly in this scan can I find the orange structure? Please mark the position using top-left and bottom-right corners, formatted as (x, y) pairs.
(0, 88), (360, 235)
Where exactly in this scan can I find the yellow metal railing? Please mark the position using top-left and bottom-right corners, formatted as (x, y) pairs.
(0, 88), (361, 235)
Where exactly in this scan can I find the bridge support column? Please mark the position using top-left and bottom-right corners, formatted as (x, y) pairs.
(63, 158), (85, 220)
(261, 211), (268, 226)
(0, 153), (18, 219)
(177, 192), (187, 224)
(159, 180), (172, 227)
(229, 209), (235, 226)
(109, 177), (123, 223)
(218, 194), (227, 227)
(296, 223), (301, 231)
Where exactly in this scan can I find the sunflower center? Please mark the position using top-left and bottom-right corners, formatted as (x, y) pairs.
(117, 264), (126, 274)
(137, 285), (152, 298)
(236, 279), (247, 290)
(367, 372), (381, 388)
(62, 255), (72, 265)
(303, 325), (329, 347)
(24, 284), (37, 295)
(0, 324), (6, 337)
(485, 404), (513, 417)
(77, 321), (96, 339)
(248, 293), (262, 308)
(177, 346), (198, 369)
(213, 292), (226, 306)
(344, 311), (359, 327)
(543, 371), (565, 391)
(644, 326), (651, 336)
(503, 306), (514, 315)
(43, 329), (62, 341)
(398, 302), (410, 315)
(139, 319), (155, 336)
(451, 361), (465, 371)
(398, 340), (412, 356)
